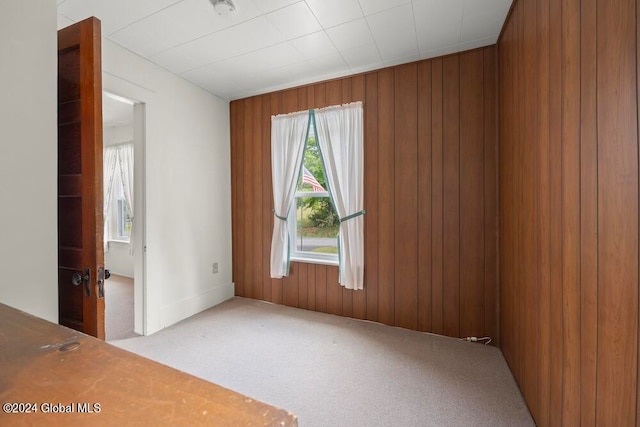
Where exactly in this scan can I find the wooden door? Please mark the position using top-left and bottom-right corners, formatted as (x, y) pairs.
(57, 17), (105, 339)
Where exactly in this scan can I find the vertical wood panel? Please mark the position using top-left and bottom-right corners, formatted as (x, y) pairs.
(377, 68), (395, 325)
(365, 73), (379, 323)
(230, 101), (239, 293)
(234, 99), (246, 297)
(561, 0), (581, 422)
(522, 0), (539, 413)
(459, 49), (485, 338)
(596, 0), (638, 424)
(499, 0), (640, 425)
(535, 0), (551, 423)
(483, 46), (498, 347)
(315, 265), (327, 313)
(579, 0), (597, 425)
(283, 263), (299, 308)
(262, 94), (274, 303)
(307, 263), (316, 310)
(548, 0), (564, 423)
(442, 55), (460, 338)
(394, 63), (418, 330)
(417, 60), (432, 333)
(431, 59), (444, 335)
(252, 96), (264, 300)
(298, 263), (308, 310)
(243, 97), (256, 298)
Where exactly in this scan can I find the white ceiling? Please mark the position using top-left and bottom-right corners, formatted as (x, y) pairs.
(57, 0), (512, 101)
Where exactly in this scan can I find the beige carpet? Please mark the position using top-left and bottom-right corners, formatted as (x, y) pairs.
(105, 274), (139, 341)
(112, 297), (534, 426)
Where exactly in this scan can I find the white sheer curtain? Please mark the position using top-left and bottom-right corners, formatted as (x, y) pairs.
(270, 110), (310, 278)
(313, 102), (364, 290)
(117, 143), (134, 255)
(103, 146), (119, 251)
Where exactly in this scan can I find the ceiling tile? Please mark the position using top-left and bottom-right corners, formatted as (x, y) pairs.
(229, 42), (304, 72)
(383, 53), (419, 67)
(267, 2), (321, 39)
(367, 4), (418, 61)
(326, 18), (374, 51)
(461, 10), (507, 42)
(415, 21), (461, 52)
(57, 0), (182, 35)
(456, 35), (497, 52)
(463, 0), (511, 17)
(419, 43), (461, 60)
(290, 31), (339, 59)
(305, 0), (363, 28)
(175, 16), (286, 68)
(340, 43), (382, 70)
(249, 0), (301, 14)
(151, 46), (205, 75)
(413, 0), (464, 26)
(307, 52), (349, 74)
(357, 0), (410, 15)
(181, 58), (254, 93)
(57, 13), (74, 30)
(110, 0), (264, 57)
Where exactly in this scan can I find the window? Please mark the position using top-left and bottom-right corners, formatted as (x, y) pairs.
(270, 102), (363, 289)
(116, 198), (132, 240)
(112, 175), (132, 242)
(288, 131), (338, 265)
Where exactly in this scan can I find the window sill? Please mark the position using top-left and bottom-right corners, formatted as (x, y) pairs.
(290, 255), (338, 267)
(108, 239), (130, 245)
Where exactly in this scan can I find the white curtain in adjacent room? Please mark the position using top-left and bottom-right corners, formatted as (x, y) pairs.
(117, 143), (134, 255)
(103, 146), (119, 251)
(313, 102), (365, 290)
(270, 110), (310, 278)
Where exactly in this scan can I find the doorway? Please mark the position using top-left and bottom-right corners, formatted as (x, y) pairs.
(102, 91), (145, 340)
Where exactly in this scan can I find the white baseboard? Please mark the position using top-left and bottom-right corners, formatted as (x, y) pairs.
(159, 282), (235, 329)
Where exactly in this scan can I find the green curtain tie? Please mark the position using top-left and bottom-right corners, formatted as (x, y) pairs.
(340, 210), (366, 223)
(272, 209), (287, 221)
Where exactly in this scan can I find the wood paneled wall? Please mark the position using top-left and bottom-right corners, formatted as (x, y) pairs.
(498, 0), (640, 425)
(230, 47), (498, 341)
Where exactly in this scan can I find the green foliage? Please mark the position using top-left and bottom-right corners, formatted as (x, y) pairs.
(308, 199), (338, 228)
(297, 137), (340, 228)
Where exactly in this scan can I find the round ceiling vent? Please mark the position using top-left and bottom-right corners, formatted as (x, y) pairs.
(210, 0), (236, 16)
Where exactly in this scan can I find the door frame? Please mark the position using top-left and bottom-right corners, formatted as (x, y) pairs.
(103, 89), (147, 335)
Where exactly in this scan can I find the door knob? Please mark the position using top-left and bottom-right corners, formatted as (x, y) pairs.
(71, 269), (91, 296)
(105, 269), (111, 280)
(71, 270), (89, 286)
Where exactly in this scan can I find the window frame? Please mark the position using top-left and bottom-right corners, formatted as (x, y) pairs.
(287, 192), (339, 266)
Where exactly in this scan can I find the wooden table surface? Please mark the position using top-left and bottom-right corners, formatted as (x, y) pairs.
(0, 303), (298, 426)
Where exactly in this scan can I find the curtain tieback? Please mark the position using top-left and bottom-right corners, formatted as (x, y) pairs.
(272, 209), (287, 221)
(340, 209), (366, 223)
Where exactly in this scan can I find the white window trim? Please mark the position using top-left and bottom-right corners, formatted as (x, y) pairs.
(287, 190), (338, 266)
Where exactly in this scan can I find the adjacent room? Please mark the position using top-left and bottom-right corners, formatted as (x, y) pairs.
(2, 0), (640, 426)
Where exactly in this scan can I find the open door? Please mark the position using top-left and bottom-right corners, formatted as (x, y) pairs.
(57, 17), (105, 339)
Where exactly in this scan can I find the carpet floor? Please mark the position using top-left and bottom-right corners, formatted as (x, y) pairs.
(112, 297), (534, 426)
(105, 274), (139, 341)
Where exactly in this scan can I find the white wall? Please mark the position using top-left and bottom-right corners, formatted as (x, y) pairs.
(104, 123), (133, 146)
(0, 0), (58, 322)
(99, 38), (233, 334)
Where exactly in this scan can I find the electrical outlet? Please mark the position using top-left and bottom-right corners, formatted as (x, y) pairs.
(212, 262), (219, 274)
